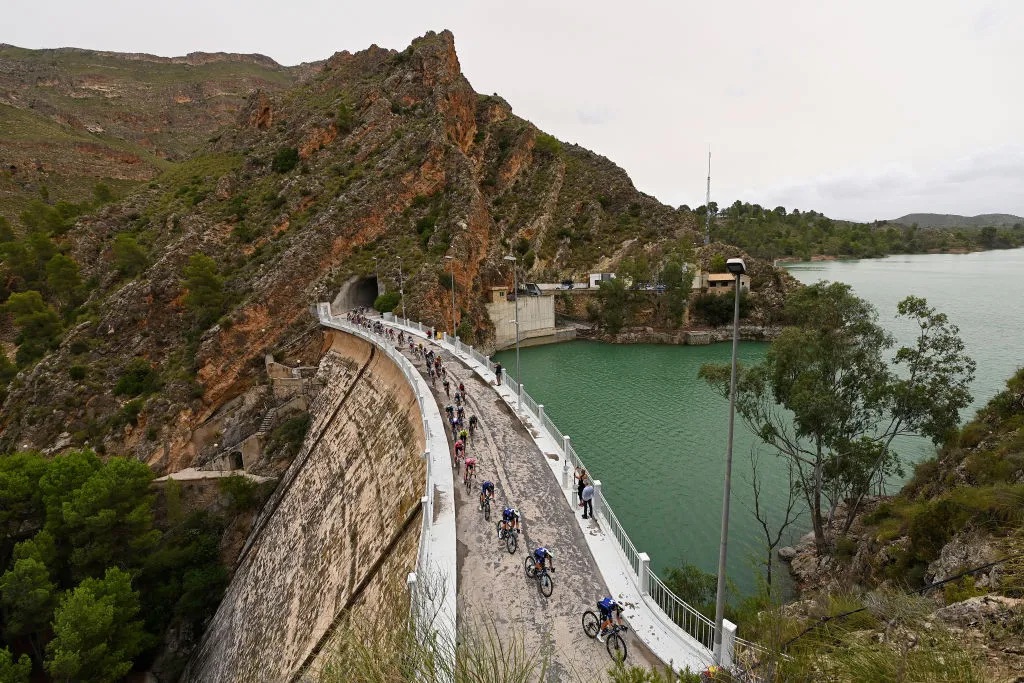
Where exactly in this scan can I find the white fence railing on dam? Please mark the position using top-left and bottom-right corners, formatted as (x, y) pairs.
(372, 311), (741, 670)
(317, 304), (457, 680)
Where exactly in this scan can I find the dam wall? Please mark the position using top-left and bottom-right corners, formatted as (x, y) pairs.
(183, 323), (451, 682)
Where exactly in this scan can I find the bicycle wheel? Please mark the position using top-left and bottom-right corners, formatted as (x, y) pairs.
(582, 611), (600, 638)
(506, 529), (517, 554)
(606, 632), (627, 663)
(483, 499), (491, 521)
(539, 571), (553, 597)
(523, 556), (536, 578)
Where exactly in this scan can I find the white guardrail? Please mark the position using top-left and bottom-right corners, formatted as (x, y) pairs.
(317, 305), (457, 681)
(374, 311), (743, 669)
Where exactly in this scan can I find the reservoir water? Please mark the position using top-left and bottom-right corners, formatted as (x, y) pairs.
(494, 248), (1024, 597)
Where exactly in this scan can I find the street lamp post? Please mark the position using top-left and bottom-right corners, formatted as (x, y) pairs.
(372, 256), (381, 295)
(502, 254), (520, 385)
(713, 257), (746, 665)
(397, 257), (405, 320)
(444, 254), (456, 337)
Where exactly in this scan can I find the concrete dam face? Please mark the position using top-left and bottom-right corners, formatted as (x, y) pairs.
(184, 330), (426, 682)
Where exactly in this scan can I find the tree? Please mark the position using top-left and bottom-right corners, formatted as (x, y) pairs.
(595, 277), (629, 333)
(92, 182), (114, 204)
(2, 290), (63, 365)
(0, 648), (31, 683)
(45, 253), (83, 309)
(112, 233), (149, 277)
(661, 261), (693, 325)
(0, 557), (57, 662)
(61, 457), (159, 580)
(182, 254), (226, 329)
(0, 452), (48, 566)
(747, 449), (801, 597)
(708, 254), (727, 273)
(45, 568), (149, 682)
(699, 283), (975, 553)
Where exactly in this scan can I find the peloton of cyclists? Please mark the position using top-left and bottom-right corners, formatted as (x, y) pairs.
(595, 596), (627, 642)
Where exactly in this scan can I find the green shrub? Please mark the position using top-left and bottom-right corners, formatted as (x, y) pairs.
(182, 254), (226, 329)
(692, 292), (749, 326)
(266, 414), (311, 460)
(68, 365), (87, 381)
(533, 132), (562, 156)
(115, 358), (161, 396)
(373, 291), (401, 314)
(959, 421), (988, 448)
(113, 234), (149, 277)
(217, 475), (268, 513)
(271, 147), (300, 174)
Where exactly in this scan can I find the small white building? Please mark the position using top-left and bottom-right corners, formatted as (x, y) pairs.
(706, 272), (750, 294)
(588, 272), (616, 288)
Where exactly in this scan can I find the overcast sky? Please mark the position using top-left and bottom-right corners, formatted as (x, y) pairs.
(6, 0), (1023, 221)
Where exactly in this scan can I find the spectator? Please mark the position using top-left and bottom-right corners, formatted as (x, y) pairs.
(494, 361), (503, 386)
(581, 481), (595, 519)
(575, 466), (589, 505)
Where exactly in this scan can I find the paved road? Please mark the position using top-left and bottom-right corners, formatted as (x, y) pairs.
(396, 335), (660, 680)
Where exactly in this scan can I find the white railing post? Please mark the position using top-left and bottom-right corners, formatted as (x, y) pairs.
(518, 383), (523, 412)
(638, 552), (651, 594)
(407, 571), (417, 595)
(592, 479), (602, 518)
(538, 404), (545, 425)
(563, 435), (571, 459)
(469, 345), (474, 360)
(720, 620), (737, 668)
(562, 456), (571, 490)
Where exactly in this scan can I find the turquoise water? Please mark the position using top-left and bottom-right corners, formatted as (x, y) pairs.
(495, 248), (1024, 597)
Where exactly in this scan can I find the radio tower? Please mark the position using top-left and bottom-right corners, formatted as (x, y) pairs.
(703, 149), (712, 246)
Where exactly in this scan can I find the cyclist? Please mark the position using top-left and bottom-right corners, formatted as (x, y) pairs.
(480, 480), (495, 507)
(453, 438), (465, 466)
(458, 426), (469, 446)
(456, 405), (465, 421)
(468, 414), (478, 441)
(454, 391), (462, 407)
(499, 506), (521, 536)
(442, 378), (451, 397)
(463, 455), (477, 483)
(458, 381), (466, 395)
(595, 596), (626, 643)
(532, 546), (554, 573)
(444, 404), (454, 419)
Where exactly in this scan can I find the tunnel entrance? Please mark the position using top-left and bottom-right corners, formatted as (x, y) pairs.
(332, 276), (380, 312)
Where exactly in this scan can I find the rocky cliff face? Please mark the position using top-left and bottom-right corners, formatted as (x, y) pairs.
(0, 30), (771, 474)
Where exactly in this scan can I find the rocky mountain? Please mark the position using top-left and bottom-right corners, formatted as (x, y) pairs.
(0, 31), (780, 473)
(891, 212), (1024, 229)
(0, 44), (315, 226)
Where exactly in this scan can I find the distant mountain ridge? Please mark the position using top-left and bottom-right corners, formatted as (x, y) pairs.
(890, 212), (1023, 229)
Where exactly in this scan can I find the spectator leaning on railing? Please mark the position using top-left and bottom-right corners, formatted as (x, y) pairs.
(581, 481), (595, 520)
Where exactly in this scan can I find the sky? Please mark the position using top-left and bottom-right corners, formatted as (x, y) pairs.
(6, 0), (1023, 222)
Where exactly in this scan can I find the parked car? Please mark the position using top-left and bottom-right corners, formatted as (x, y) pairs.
(523, 283), (542, 296)
(560, 279), (574, 289)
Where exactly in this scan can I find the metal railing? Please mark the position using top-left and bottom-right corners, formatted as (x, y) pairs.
(368, 310), (730, 662)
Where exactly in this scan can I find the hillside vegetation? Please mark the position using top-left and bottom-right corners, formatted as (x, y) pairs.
(0, 44), (307, 226)
(711, 201), (1024, 260)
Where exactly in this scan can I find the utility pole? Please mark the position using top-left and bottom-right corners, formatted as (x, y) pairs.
(704, 149), (712, 246)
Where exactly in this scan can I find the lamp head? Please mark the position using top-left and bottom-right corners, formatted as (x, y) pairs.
(726, 258), (746, 275)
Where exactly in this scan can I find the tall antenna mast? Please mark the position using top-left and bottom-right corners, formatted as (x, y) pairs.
(704, 148), (712, 246)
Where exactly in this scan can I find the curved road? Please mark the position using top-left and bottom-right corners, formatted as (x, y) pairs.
(395, 332), (660, 680)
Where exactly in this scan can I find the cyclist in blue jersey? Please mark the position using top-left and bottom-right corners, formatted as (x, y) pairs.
(595, 596), (626, 642)
(480, 480), (495, 508)
(499, 506), (521, 537)
(532, 546), (554, 573)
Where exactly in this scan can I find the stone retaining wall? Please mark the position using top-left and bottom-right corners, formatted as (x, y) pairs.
(183, 330), (426, 682)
